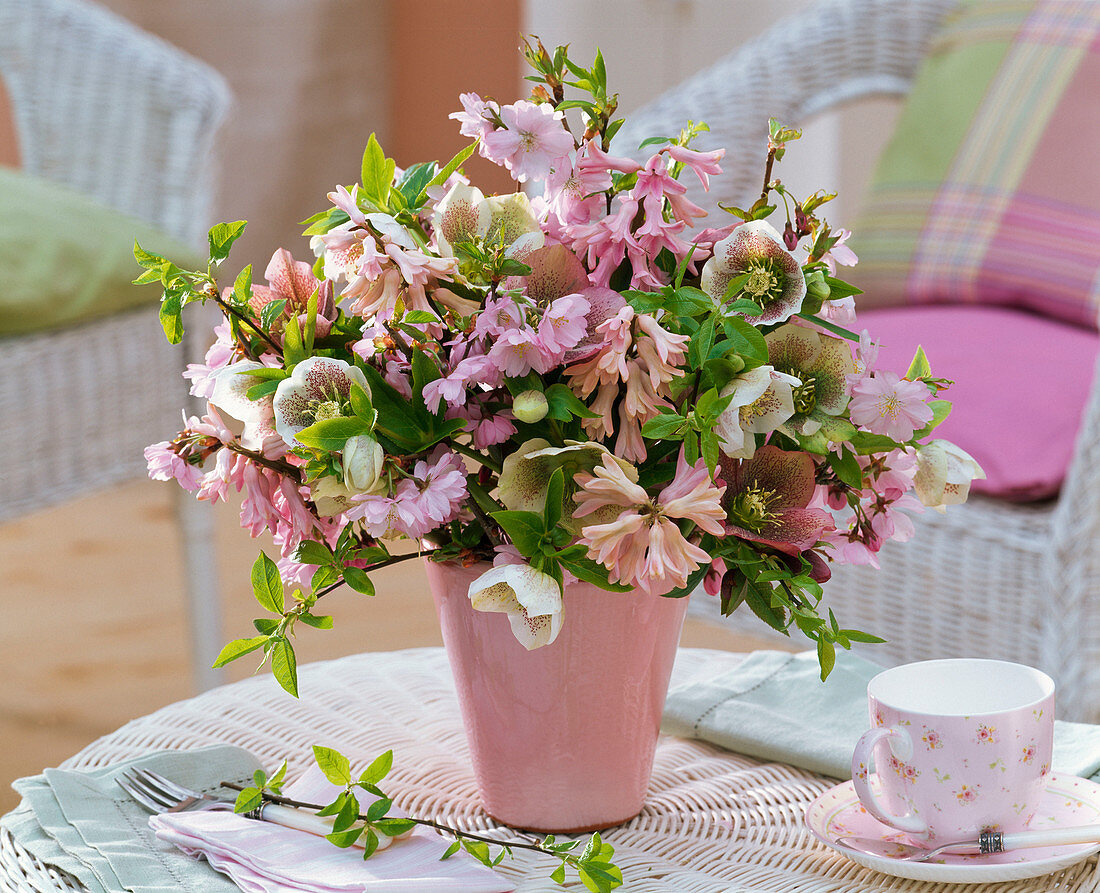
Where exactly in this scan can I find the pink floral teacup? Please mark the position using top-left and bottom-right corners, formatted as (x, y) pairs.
(851, 658), (1055, 843)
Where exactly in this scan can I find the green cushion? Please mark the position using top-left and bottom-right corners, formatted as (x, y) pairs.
(0, 166), (200, 336)
(852, 0), (1100, 330)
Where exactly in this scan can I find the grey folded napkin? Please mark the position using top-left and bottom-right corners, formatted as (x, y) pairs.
(662, 649), (1100, 782)
(1, 744), (261, 893)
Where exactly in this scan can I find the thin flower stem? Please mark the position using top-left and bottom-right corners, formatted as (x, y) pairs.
(212, 292), (284, 356)
(759, 146), (777, 205)
(225, 442), (302, 480)
(452, 441), (502, 474)
(219, 783), (557, 856)
(313, 552), (425, 601)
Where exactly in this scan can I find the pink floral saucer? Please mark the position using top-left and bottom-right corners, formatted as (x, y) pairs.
(806, 772), (1100, 884)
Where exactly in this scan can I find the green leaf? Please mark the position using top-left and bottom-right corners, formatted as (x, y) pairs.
(244, 367), (291, 381)
(822, 275), (863, 299)
(411, 349), (442, 410)
(208, 220), (247, 263)
(360, 829), (380, 858)
(159, 293), (183, 344)
(326, 827), (364, 849)
(133, 241), (167, 270)
(657, 563), (708, 600)
(348, 383), (376, 426)
(251, 552), (285, 614)
(359, 749), (394, 785)
(233, 264), (254, 306)
(246, 379), (280, 401)
(828, 448), (863, 490)
(282, 313), (307, 365)
(911, 400), (951, 440)
(270, 637), (298, 697)
(817, 636), (837, 681)
(294, 416), (372, 451)
(396, 161), (438, 208)
(543, 468), (564, 530)
(688, 315), (716, 368)
(701, 428), (720, 475)
(556, 552), (631, 592)
(366, 796), (391, 823)
(253, 618), (279, 635)
(212, 635), (268, 668)
(419, 141), (479, 205)
(544, 383), (599, 420)
(441, 841), (461, 860)
(721, 316), (768, 364)
(361, 133), (395, 208)
(550, 863), (567, 885)
(841, 628), (888, 644)
(491, 510), (546, 557)
(233, 787), (264, 814)
(796, 312), (859, 342)
(315, 792), (346, 817)
(374, 818), (416, 836)
(298, 612), (334, 630)
(313, 745), (353, 785)
(744, 583), (788, 632)
(403, 310), (438, 324)
(296, 540), (335, 567)
(641, 412), (687, 440)
(332, 791), (362, 832)
(342, 567), (376, 596)
(905, 345), (932, 381)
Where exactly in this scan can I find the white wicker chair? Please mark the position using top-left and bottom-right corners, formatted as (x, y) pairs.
(0, 0), (231, 690)
(617, 0), (1100, 722)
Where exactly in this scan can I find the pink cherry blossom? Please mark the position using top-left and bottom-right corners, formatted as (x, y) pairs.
(481, 100), (575, 183)
(849, 372), (934, 442)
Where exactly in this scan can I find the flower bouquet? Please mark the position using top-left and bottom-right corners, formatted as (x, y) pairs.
(137, 37), (981, 849)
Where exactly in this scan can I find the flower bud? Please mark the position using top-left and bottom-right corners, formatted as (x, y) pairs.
(342, 434), (386, 494)
(513, 390), (549, 424)
(805, 269), (830, 301)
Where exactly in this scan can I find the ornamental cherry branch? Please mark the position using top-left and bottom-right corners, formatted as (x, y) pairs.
(219, 782), (585, 858)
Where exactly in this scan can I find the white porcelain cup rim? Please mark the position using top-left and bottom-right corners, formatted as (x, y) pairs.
(867, 658), (1055, 719)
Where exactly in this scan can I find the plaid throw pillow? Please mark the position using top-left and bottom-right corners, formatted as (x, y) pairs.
(851, 0), (1100, 330)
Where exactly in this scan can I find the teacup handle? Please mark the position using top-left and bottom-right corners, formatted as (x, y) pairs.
(851, 727), (929, 835)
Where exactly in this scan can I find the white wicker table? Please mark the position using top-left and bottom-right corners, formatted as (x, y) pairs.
(3, 647), (1100, 892)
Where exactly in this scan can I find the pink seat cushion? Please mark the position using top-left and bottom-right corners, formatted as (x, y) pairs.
(858, 305), (1098, 501)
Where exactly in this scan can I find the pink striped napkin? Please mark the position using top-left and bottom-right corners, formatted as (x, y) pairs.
(149, 767), (513, 893)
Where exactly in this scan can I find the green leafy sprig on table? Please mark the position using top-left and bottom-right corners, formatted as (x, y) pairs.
(226, 747), (624, 892)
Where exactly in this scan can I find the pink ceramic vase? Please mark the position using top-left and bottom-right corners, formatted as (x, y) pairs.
(425, 559), (689, 832)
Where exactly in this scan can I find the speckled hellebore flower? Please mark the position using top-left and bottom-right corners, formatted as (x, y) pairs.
(498, 438), (637, 533)
(720, 445), (834, 556)
(714, 365), (800, 459)
(468, 563), (564, 649)
(272, 356), (369, 448)
(700, 220), (807, 325)
(431, 183), (491, 257)
(764, 324), (856, 437)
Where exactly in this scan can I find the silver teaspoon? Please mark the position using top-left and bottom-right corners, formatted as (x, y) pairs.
(838, 824), (1100, 863)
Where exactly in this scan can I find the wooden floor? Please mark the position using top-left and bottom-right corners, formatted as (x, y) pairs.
(0, 480), (788, 814)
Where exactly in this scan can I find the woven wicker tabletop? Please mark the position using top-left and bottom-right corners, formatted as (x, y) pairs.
(3, 647), (1100, 892)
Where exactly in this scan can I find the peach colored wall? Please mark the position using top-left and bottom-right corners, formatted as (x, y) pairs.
(390, 0), (521, 195)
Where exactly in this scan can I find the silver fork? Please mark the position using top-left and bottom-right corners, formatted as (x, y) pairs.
(117, 767), (359, 843)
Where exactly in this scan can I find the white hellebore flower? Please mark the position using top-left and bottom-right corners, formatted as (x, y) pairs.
(914, 440), (986, 513)
(468, 563), (564, 650)
(715, 365), (800, 459)
(272, 356), (369, 448)
(342, 434), (386, 494)
(210, 361), (281, 453)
